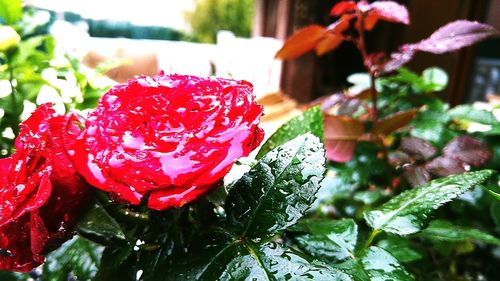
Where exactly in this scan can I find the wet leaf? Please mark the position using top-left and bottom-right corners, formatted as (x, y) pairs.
(406, 20), (498, 54)
(377, 236), (423, 263)
(419, 220), (500, 245)
(77, 203), (127, 245)
(360, 246), (414, 280)
(324, 115), (364, 162)
(256, 106), (323, 160)
(363, 170), (494, 235)
(372, 109), (418, 135)
(226, 134), (326, 238)
(290, 219), (358, 262)
(41, 236), (103, 281)
(276, 25), (327, 59)
(255, 242), (352, 281)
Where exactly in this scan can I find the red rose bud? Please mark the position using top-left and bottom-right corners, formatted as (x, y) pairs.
(71, 73), (264, 210)
(0, 104), (91, 272)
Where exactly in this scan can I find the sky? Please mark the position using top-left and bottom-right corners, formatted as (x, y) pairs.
(28, 0), (196, 30)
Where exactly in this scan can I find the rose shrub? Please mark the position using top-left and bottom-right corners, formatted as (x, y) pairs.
(71, 73), (264, 210)
(0, 105), (90, 272)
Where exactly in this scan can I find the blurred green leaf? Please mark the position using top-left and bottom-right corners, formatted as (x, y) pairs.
(364, 170), (494, 235)
(419, 220), (500, 245)
(0, 0), (22, 24)
(256, 106), (323, 159)
(422, 67), (448, 92)
(448, 104), (498, 125)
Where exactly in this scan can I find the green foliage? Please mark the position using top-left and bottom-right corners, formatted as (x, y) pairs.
(41, 236), (103, 281)
(256, 106), (324, 159)
(364, 170), (494, 235)
(419, 220), (500, 245)
(186, 0), (255, 43)
(0, 0), (22, 24)
(226, 133), (326, 238)
(0, 2), (110, 154)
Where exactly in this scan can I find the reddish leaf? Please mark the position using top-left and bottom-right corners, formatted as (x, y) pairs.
(364, 1), (410, 31)
(381, 49), (415, 73)
(315, 33), (343, 56)
(400, 137), (437, 161)
(425, 156), (468, 177)
(403, 165), (431, 187)
(276, 25), (327, 59)
(330, 1), (358, 16)
(407, 20), (499, 54)
(372, 109), (418, 135)
(388, 151), (412, 167)
(324, 115), (364, 162)
(443, 136), (492, 167)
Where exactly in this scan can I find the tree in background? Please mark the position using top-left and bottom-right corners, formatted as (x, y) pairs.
(185, 0), (254, 43)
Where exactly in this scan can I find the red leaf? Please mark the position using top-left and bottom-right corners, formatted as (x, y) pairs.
(381, 49), (415, 73)
(400, 137), (437, 161)
(372, 109), (418, 135)
(425, 156), (468, 177)
(324, 115), (364, 162)
(364, 1), (410, 31)
(403, 165), (431, 187)
(330, 1), (358, 16)
(315, 33), (343, 56)
(276, 25), (327, 59)
(443, 136), (492, 166)
(408, 20), (499, 54)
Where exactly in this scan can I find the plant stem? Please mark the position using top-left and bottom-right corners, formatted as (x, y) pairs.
(356, 10), (379, 121)
(7, 56), (19, 136)
(364, 229), (381, 250)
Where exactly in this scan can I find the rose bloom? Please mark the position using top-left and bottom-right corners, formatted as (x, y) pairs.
(0, 104), (90, 272)
(71, 73), (264, 210)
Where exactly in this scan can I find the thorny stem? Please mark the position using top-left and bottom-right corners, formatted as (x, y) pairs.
(355, 10), (379, 121)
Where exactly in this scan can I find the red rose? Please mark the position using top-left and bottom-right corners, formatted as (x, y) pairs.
(71, 73), (264, 210)
(0, 104), (90, 272)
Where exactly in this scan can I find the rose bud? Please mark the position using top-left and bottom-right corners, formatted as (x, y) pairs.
(0, 104), (91, 272)
(71, 73), (264, 210)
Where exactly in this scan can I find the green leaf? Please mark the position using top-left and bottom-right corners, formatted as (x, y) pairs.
(0, 0), (22, 24)
(77, 203), (127, 245)
(256, 106), (323, 159)
(480, 184), (500, 201)
(252, 242), (352, 281)
(422, 67), (448, 92)
(418, 220), (500, 245)
(360, 246), (414, 281)
(377, 236), (423, 263)
(363, 170), (494, 235)
(95, 247), (137, 281)
(226, 133), (326, 238)
(448, 104), (499, 125)
(42, 236), (103, 281)
(0, 271), (30, 281)
(290, 219), (358, 262)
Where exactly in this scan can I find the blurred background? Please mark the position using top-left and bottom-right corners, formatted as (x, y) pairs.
(23, 0), (500, 106)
